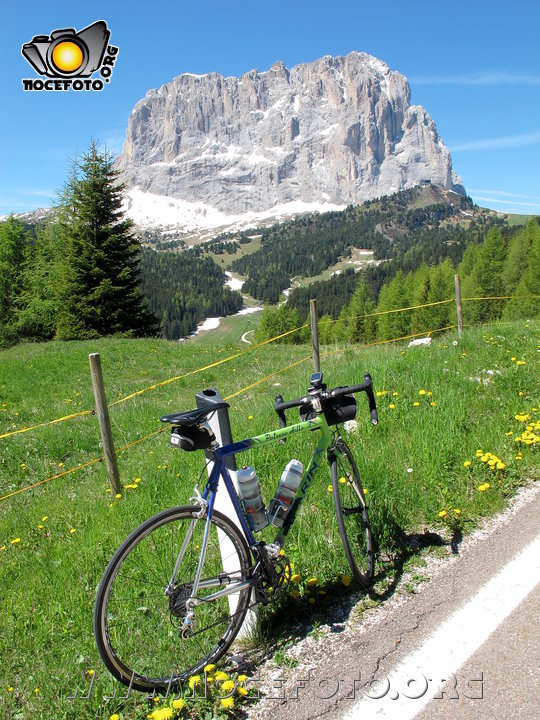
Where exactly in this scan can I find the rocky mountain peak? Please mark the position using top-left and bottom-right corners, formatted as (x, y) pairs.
(116, 51), (463, 235)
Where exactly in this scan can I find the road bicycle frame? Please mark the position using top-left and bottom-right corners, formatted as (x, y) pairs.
(205, 412), (333, 546)
(174, 412), (335, 621)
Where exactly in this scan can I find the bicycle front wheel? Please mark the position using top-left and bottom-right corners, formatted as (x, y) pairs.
(330, 439), (374, 586)
(94, 506), (253, 691)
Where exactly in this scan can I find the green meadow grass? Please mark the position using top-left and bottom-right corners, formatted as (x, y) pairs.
(0, 320), (538, 719)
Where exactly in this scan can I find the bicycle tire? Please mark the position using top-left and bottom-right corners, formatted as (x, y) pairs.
(330, 439), (374, 586)
(94, 505), (253, 691)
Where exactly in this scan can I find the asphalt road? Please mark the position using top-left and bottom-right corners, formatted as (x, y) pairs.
(245, 483), (540, 720)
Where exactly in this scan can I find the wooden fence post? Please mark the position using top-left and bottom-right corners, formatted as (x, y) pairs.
(454, 275), (463, 336)
(310, 299), (320, 372)
(89, 353), (122, 495)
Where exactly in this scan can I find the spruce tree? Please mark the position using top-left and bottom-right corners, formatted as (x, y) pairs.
(0, 216), (27, 346)
(56, 141), (156, 339)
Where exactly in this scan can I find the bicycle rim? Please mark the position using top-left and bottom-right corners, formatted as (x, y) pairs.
(331, 440), (374, 586)
(94, 506), (253, 691)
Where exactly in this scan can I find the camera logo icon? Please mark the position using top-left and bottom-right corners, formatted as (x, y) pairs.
(22, 20), (118, 92)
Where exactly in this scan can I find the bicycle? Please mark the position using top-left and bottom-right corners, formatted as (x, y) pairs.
(94, 371), (378, 692)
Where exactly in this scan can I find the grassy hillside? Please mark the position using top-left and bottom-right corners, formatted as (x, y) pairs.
(0, 320), (538, 719)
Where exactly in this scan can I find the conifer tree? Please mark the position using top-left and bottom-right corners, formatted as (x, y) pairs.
(470, 227), (507, 322)
(0, 216), (27, 346)
(376, 271), (410, 340)
(504, 228), (540, 319)
(16, 219), (64, 341)
(55, 141), (156, 339)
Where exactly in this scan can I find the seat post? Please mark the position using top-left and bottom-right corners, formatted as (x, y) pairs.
(195, 388), (258, 634)
(195, 389), (236, 472)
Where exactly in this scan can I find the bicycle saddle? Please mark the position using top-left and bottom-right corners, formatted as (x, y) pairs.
(160, 401), (230, 427)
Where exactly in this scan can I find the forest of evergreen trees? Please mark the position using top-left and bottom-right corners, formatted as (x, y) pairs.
(0, 143), (243, 346)
(254, 219), (540, 345)
(230, 189), (497, 303)
(140, 249), (243, 339)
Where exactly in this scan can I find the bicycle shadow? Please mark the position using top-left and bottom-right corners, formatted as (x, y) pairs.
(234, 523), (459, 672)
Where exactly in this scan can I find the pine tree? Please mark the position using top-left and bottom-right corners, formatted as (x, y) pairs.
(55, 141), (157, 339)
(0, 216), (27, 346)
(17, 218), (64, 340)
(347, 278), (376, 343)
(504, 228), (540, 319)
(376, 271), (410, 341)
(470, 227), (507, 322)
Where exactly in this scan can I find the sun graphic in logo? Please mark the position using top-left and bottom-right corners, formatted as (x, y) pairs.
(51, 41), (84, 73)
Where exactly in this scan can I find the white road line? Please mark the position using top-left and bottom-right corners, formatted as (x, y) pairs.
(343, 533), (540, 719)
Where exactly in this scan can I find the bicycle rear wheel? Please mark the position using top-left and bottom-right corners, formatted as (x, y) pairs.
(94, 506), (253, 691)
(330, 439), (374, 586)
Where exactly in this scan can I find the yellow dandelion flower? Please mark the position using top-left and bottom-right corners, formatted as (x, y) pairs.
(188, 674), (201, 689)
(306, 577), (318, 586)
(427, 391), (433, 396)
(69, 528), (76, 534)
(214, 671), (228, 681)
(413, 401), (420, 407)
(419, 389), (426, 395)
(480, 455), (489, 463)
(339, 476), (347, 484)
(109, 714), (120, 720)
(496, 462), (505, 470)
(204, 663), (216, 673)
(237, 686), (249, 696)
(220, 696), (234, 708)
(42, 516), (48, 522)
(248, 415), (254, 420)
(438, 510), (447, 518)
(238, 674), (248, 683)
(37, 524), (43, 529)
(389, 403), (396, 409)
(173, 698), (185, 710)
(430, 401), (437, 406)
(115, 493), (122, 499)
(340, 574), (352, 587)
(505, 431), (513, 436)
(454, 508), (461, 515)
(463, 460), (471, 467)
(327, 484), (333, 492)
(10, 538), (20, 545)
(1, 546), (6, 551)
(290, 573), (301, 583)
(221, 680), (235, 692)
(393, 392), (398, 397)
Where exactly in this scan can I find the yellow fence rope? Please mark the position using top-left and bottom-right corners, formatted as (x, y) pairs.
(2, 292), (536, 444)
(0, 427), (168, 503)
(0, 320), (460, 504)
(108, 323), (309, 407)
(0, 410), (93, 441)
(318, 298), (456, 325)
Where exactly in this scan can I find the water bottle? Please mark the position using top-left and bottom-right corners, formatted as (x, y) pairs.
(237, 466), (268, 532)
(268, 459), (303, 528)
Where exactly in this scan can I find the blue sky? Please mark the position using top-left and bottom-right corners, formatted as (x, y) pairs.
(1, 0), (539, 216)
